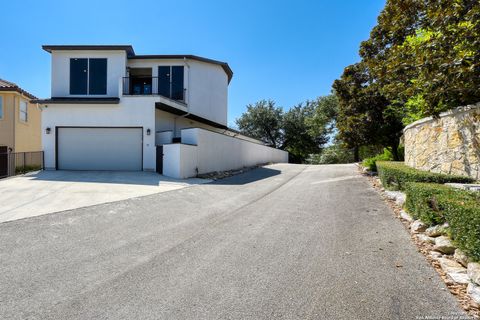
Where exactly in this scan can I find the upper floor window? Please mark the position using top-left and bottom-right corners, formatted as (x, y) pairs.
(19, 100), (28, 122)
(158, 66), (184, 100)
(70, 58), (107, 95)
(0, 96), (3, 119)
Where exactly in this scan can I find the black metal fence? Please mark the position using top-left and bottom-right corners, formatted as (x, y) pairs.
(122, 76), (186, 101)
(0, 151), (44, 179)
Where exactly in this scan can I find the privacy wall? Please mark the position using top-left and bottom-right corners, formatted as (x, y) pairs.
(404, 103), (480, 180)
(162, 128), (288, 179)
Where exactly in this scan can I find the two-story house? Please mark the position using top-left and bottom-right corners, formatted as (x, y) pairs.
(0, 79), (42, 153)
(35, 45), (287, 178)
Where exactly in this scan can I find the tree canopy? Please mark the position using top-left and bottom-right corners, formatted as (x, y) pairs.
(235, 95), (338, 163)
(333, 0), (479, 160)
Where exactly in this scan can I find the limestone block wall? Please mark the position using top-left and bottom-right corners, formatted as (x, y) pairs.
(403, 103), (480, 180)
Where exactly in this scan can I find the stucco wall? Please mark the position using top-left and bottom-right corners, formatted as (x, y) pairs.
(180, 128), (288, 175)
(404, 103), (480, 180)
(42, 97), (156, 171)
(0, 93), (15, 149)
(50, 50), (127, 98)
(0, 93), (42, 152)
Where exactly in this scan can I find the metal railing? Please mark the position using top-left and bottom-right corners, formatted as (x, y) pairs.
(122, 77), (186, 101)
(0, 151), (44, 179)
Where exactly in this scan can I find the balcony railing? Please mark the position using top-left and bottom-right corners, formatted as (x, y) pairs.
(122, 76), (186, 101)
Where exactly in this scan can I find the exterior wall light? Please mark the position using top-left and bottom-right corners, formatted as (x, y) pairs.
(146, 128), (151, 136)
(45, 127), (51, 134)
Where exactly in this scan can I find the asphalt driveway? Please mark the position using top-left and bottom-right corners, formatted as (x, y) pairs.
(0, 170), (208, 223)
(0, 164), (466, 319)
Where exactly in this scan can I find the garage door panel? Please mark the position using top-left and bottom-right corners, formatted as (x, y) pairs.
(57, 128), (143, 171)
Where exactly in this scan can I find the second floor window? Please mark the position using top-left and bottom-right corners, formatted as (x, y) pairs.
(0, 96), (3, 119)
(20, 100), (28, 122)
(70, 58), (107, 95)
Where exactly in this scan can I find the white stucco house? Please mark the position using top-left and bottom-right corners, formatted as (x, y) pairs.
(34, 45), (287, 178)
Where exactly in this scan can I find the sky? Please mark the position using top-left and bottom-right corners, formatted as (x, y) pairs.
(0, 0), (385, 127)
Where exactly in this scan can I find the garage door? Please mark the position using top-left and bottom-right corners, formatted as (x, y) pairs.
(57, 127), (143, 171)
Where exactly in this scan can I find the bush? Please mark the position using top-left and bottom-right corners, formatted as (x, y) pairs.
(15, 165), (42, 174)
(404, 182), (480, 260)
(308, 144), (354, 164)
(377, 161), (474, 190)
(362, 149), (394, 172)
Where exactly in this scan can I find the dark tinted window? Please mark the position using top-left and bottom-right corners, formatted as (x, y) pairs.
(171, 66), (184, 100)
(89, 58), (107, 95)
(158, 66), (170, 97)
(70, 58), (88, 94)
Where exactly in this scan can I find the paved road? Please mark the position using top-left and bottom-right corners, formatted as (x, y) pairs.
(0, 164), (466, 319)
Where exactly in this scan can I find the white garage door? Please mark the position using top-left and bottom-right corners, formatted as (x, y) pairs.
(57, 127), (143, 171)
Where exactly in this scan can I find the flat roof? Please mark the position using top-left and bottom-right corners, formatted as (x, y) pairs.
(41, 45), (233, 83)
(42, 45), (136, 57)
(131, 55), (233, 83)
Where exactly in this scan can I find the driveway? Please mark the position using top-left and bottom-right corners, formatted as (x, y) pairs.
(0, 164), (466, 319)
(0, 170), (208, 223)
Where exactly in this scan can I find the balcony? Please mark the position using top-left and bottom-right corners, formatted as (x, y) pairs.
(122, 76), (186, 101)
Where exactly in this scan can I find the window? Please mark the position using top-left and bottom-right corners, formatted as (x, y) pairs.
(0, 96), (3, 119)
(20, 100), (28, 122)
(70, 58), (107, 95)
(157, 66), (184, 100)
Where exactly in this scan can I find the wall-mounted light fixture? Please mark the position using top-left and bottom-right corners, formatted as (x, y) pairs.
(146, 128), (151, 136)
(45, 127), (51, 134)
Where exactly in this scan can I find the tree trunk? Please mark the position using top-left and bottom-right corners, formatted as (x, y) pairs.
(353, 146), (360, 162)
(390, 141), (400, 161)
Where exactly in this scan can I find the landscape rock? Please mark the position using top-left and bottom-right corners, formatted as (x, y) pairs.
(400, 210), (414, 222)
(384, 190), (402, 201)
(429, 251), (443, 260)
(454, 249), (471, 267)
(433, 236), (456, 254)
(411, 220), (428, 233)
(395, 192), (406, 207)
(437, 258), (469, 284)
(468, 262), (480, 286)
(417, 234), (435, 244)
(467, 283), (480, 304)
(425, 225), (446, 237)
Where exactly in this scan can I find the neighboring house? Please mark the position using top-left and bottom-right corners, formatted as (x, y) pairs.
(0, 79), (42, 153)
(35, 45), (287, 178)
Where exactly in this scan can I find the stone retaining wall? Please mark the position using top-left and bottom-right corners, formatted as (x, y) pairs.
(403, 103), (480, 180)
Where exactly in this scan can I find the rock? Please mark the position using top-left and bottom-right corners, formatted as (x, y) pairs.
(384, 190), (404, 202)
(417, 234), (435, 244)
(425, 225), (446, 237)
(433, 236), (456, 254)
(395, 192), (406, 207)
(467, 283), (480, 304)
(429, 251), (443, 260)
(468, 262), (480, 286)
(454, 249), (471, 267)
(437, 258), (469, 284)
(411, 220), (428, 233)
(400, 210), (413, 222)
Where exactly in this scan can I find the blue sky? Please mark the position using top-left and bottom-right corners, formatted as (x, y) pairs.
(0, 0), (385, 127)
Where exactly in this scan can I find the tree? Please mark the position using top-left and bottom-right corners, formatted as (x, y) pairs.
(359, 0), (480, 122)
(283, 101), (327, 163)
(236, 95), (339, 163)
(333, 63), (404, 161)
(235, 100), (284, 148)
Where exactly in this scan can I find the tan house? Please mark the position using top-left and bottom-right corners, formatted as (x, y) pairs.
(0, 79), (41, 152)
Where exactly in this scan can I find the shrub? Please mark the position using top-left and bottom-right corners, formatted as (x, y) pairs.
(404, 182), (480, 260)
(362, 149), (394, 172)
(377, 161), (474, 190)
(308, 144), (354, 164)
(15, 165), (42, 174)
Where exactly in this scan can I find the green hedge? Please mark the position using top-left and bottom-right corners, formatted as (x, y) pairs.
(377, 161), (474, 190)
(405, 182), (480, 260)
